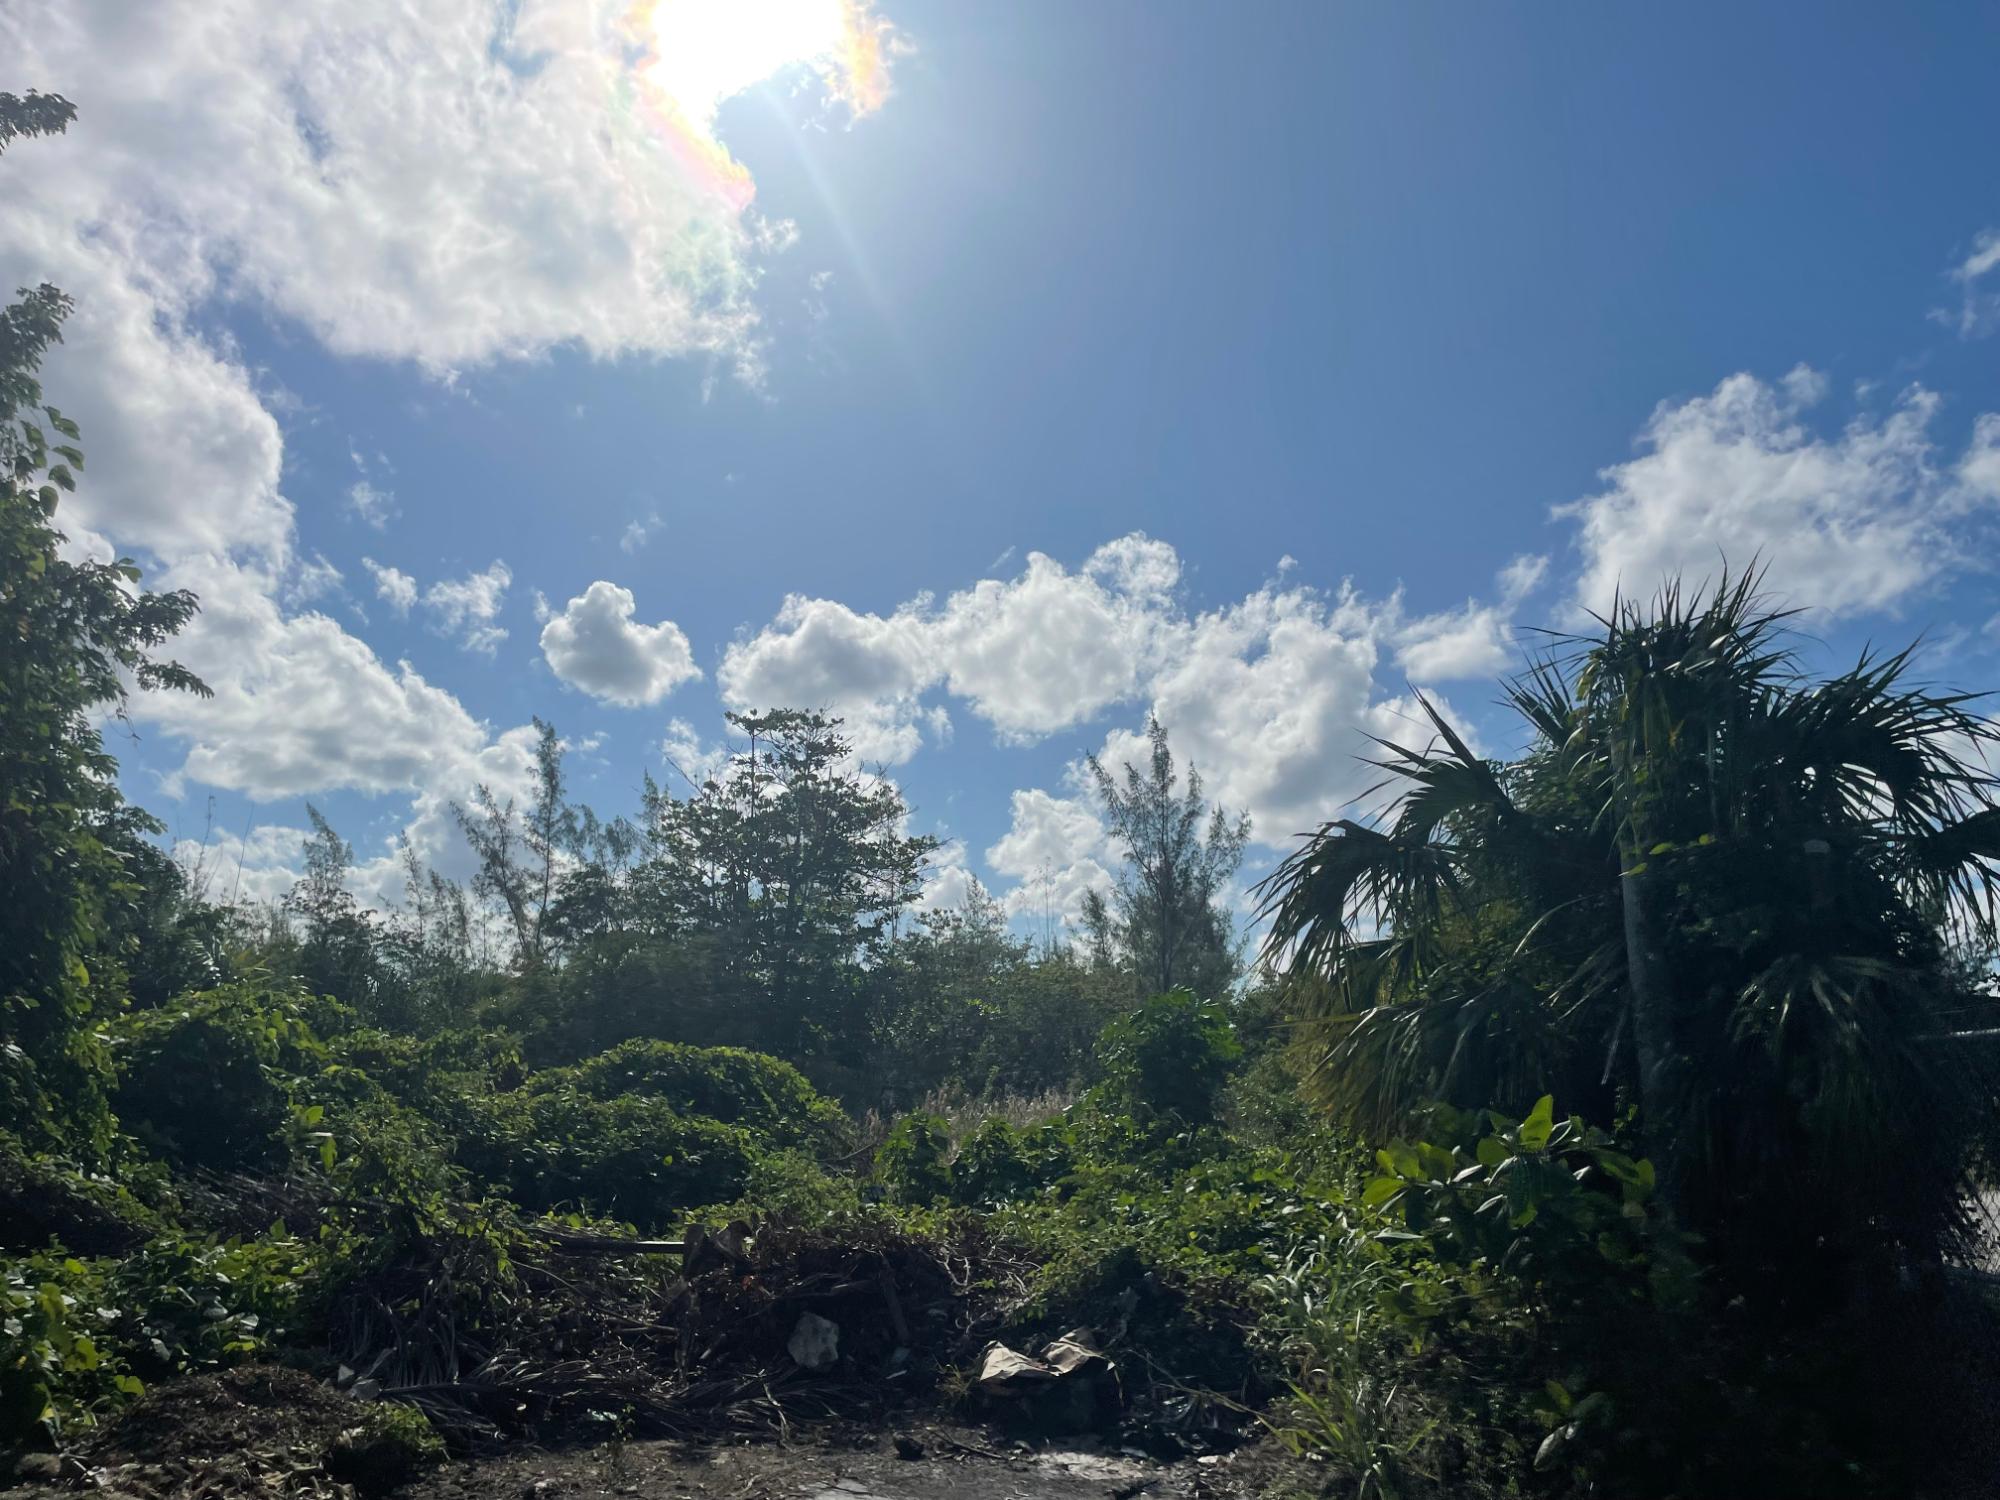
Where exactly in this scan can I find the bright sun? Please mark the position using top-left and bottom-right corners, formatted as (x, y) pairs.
(641, 0), (864, 129)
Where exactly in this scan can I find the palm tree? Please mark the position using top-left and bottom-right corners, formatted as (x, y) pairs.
(1259, 573), (2000, 1274)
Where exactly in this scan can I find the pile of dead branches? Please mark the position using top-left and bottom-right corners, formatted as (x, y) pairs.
(321, 1207), (1038, 1448)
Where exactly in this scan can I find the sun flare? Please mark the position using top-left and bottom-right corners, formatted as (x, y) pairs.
(637, 0), (894, 131)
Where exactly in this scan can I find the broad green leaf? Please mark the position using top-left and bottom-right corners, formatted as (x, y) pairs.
(1518, 1094), (1556, 1152)
(1362, 1175), (1404, 1208)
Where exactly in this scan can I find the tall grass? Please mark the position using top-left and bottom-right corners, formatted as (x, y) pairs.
(855, 1085), (1077, 1155)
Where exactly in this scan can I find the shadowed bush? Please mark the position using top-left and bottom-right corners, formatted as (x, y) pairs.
(108, 986), (326, 1175)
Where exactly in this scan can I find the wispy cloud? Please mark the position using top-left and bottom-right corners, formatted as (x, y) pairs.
(423, 562), (513, 655)
(620, 511), (663, 554)
(1934, 229), (2000, 338)
(348, 479), (395, 529)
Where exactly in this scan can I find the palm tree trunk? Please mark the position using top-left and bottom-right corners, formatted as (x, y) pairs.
(1613, 737), (1681, 1214)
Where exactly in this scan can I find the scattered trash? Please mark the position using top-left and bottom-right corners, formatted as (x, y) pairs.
(1042, 1328), (1113, 1379)
(789, 1310), (842, 1371)
(970, 1327), (1120, 1433)
(974, 1341), (1061, 1390)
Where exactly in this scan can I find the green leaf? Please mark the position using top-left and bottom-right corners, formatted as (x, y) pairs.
(1518, 1094), (1556, 1152)
(1475, 1134), (1508, 1170)
(1414, 1142), (1456, 1181)
(1362, 1175), (1404, 1209)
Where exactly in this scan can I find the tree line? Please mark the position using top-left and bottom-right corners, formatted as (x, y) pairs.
(11, 86), (2000, 1494)
(256, 705), (1256, 1107)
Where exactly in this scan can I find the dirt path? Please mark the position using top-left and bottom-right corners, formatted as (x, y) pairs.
(406, 1425), (1287, 1500)
(0, 1371), (1303, 1500)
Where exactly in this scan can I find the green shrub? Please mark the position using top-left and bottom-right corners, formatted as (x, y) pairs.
(559, 1039), (848, 1151)
(950, 1117), (1073, 1207)
(1357, 1097), (1713, 1492)
(874, 1112), (953, 1204)
(700, 1147), (870, 1227)
(0, 1226), (315, 1444)
(449, 1085), (761, 1228)
(1362, 1095), (1690, 1315)
(109, 985), (327, 1174)
(1094, 990), (1242, 1126)
(0, 1133), (165, 1255)
(331, 1026), (525, 1108)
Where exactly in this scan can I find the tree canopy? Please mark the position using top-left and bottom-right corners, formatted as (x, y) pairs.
(1261, 573), (2000, 1276)
(0, 94), (210, 1153)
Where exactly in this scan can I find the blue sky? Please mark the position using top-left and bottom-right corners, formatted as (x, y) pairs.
(8, 0), (2000, 924)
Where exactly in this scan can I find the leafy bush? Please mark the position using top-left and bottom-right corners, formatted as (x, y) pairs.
(1355, 1097), (1716, 1491)
(0, 1133), (166, 1255)
(874, 1112), (953, 1204)
(1, 1227), (315, 1444)
(109, 986), (327, 1174)
(1362, 1096), (1689, 1317)
(560, 1039), (847, 1151)
(330, 1026), (526, 1109)
(949, 1117), (1073, 1207)
(1094, 990), (1242, 1125)
(449, 1085), (762, 1228)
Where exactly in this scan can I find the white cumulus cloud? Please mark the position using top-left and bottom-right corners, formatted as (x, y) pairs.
(1559, 368), (1985, 619)
(1396, 553), (1549, 683)
(720, 535), (1185, 760)
(719, 593), (938, 762)
(540, 580), (702, 707)
(364, 558), (418, 615)
(142, 555), (495, 803)
(1116, 583), (1428, 844)
(934, 539), (1178, 741)
(423, 561), (512, 655)
(985, 788), (1116, 929)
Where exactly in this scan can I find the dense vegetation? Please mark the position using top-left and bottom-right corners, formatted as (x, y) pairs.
(8, 91), (2000, 1498)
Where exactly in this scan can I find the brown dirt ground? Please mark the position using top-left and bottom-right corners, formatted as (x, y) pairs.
(402, 1423), (1310, 1500)
(2, 1365), (379, 1498)
(2, 1371), (1317, 1500)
